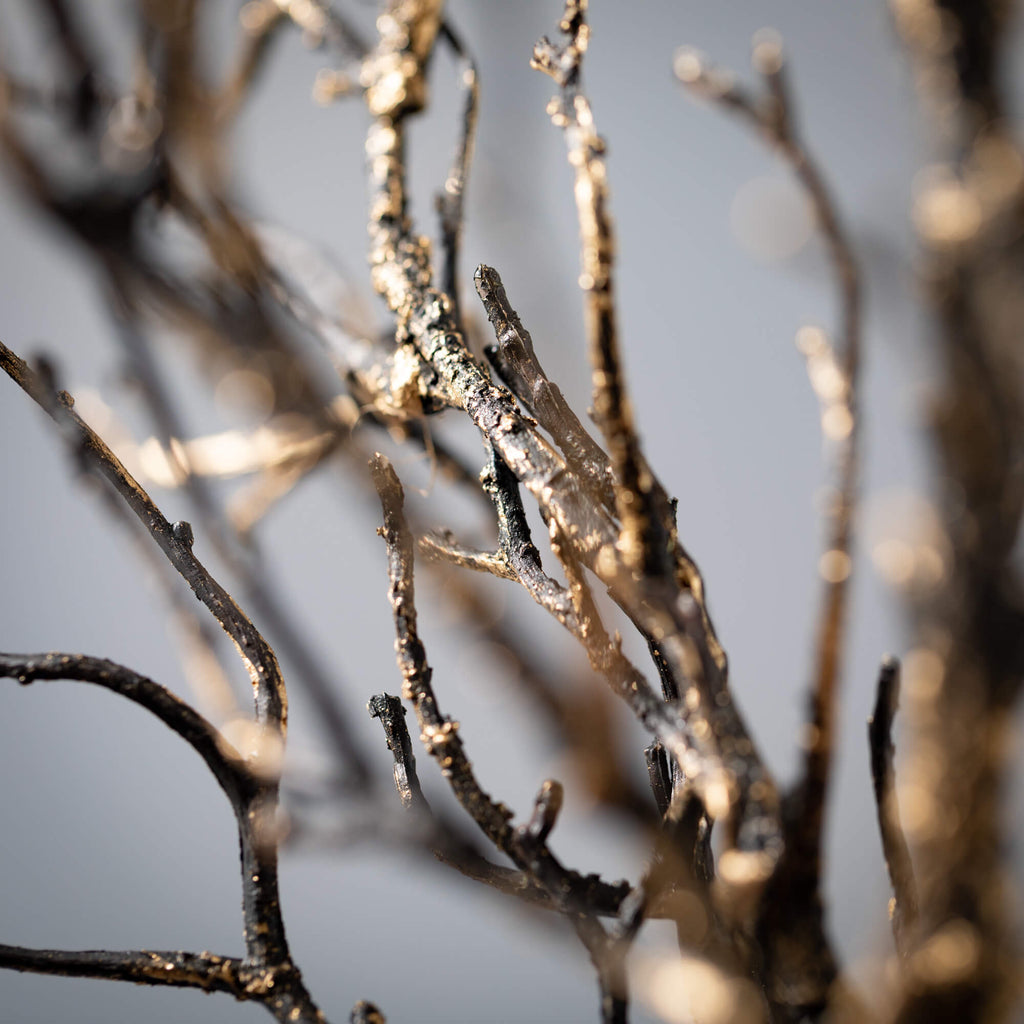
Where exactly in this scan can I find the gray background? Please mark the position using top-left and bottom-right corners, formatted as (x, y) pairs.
(0, 1), (990, 1022)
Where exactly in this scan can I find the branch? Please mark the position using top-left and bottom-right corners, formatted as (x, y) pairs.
(360, 0), (778, 911)
(0, 340), (286, 734)
(676, 32), (863, 1015)
(435, 21), (478, 325)
(0, 946), (246, 997)
(532, 0), (666, 581)
(367, 692), (426, 811)
(370, 452), (631, 1021)
(0, 652), (250, 797)
(366, 692), (631, 916)
(869, 657), (919, 958)
(475, 263), (615, 510)
(416, 530), (516, 581)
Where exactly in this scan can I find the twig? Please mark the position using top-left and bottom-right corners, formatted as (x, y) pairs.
(370, 452), (628, 1022)
(435, 21), (478, 325)
(868, 657), (919, 957)
(0, 653), (250, 800)
(677, 31), (863, 1015)
(475, 264), (615, 509)
(532, 0), (666, 580)
(0, 946), (247, 997)
(417, 530), (517, 580)
(366, 691), (632, 916)
(0, 651), (328, 1022)
(367, 693), (426, 810)
(480, 441), (576, 621)
(0, 340), (286, 733)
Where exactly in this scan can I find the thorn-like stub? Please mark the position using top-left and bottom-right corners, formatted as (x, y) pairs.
(172, 520), (195, 548)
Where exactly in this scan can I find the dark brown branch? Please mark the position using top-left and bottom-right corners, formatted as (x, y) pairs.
(435, 21), (478, 325)
(367, 693), (426, 811)
(0, 340), (330, 1016)
(0, 944), (323, 1023)
(0, 340), (286, 734)
(0, 648), (326, 1021)
(370, 452), (631, 1018)
(480, 441), (576, 621)
(0, 946), (247, 997)
(417, 530), (516, 580)
(531, 0), (666, 582)
(645, 742), (672, 819)
(370, 453), (625, 912)
(366, 691), (631, 916)
(475, 263), (615, 510)
(868, 657), (919, 957)
(0, 653), (250, 802)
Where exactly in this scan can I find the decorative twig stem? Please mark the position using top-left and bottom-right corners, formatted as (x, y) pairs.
(868, 657), (919, 957)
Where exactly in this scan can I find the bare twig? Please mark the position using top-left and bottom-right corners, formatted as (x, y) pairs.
(435, 21), (479, 325)
(475, 264), (615, 509)
(371, 451), (629, 1022)
(366, 691), (632, 916)
(0, 946), (248, 997)
(532, 0), (666, 581)
(416, 530), (516, 580)
(868, 657), (919, 957)
(676, 30), (863, 1015)
(0, 340), (287, 733)
(0, 650), (328, 1022)
(0, 653), (250, 800)
(367, 692), (427, 811)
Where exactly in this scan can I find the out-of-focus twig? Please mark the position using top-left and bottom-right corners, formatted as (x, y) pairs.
(868, 657), (918, 958)
(676, 29), (862, 1015)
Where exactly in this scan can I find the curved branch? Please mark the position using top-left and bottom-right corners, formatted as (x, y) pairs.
(868, 657), (919, 956)
(0, 653), (251, 801)
(0, 340), (286, 734)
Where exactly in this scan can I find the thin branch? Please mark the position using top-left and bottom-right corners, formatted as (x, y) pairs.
(370, 453), (624, 911)
(0, 653), (250, 801)
(367, 692), (426, 811)
(370, 452), (629, 1019)
(366, 691), (631, 916)
(677, 33), (863, 1015)
(417, 530), (516, 580)
(676, 42), (861, 871)
(480, 440), (576, 621)
(869, 657), (919, 957)
(0, 946), (247, 997)
(0, 340), (286, 734)
(532, 0), (666, 581)
(475, 263), (615, 510)
(435, 20), (479, 325)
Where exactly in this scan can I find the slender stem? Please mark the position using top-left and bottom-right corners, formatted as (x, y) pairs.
(868, 657), (919, 957)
